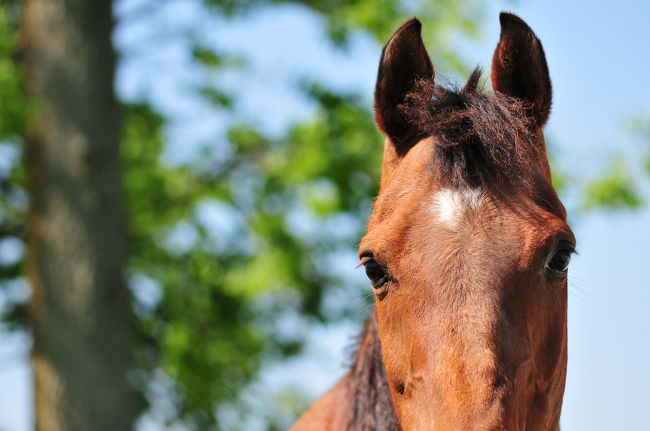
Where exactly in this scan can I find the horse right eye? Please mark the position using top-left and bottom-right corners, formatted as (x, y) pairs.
(546, 248), (572, 277)
(364, 259), (389, 288)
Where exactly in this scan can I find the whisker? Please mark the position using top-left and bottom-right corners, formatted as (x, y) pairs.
(568, 276), (593, 302)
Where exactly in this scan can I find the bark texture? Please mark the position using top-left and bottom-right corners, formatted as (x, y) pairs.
(21, 0), (136, 429)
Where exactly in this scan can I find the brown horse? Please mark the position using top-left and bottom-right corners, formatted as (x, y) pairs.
(291, 13), (574, 431)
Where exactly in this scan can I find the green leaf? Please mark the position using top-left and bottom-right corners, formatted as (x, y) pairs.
(582, 160), (643, 210)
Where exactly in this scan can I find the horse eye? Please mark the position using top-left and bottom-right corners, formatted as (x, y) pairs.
(546, 248), (572, 276)
(363, 259), (389, 288)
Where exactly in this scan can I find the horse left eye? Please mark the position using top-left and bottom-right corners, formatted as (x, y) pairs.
(364, 259), (389, 288)
(546, 248), (572, 276)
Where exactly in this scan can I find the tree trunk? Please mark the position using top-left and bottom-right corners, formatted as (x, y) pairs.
(21, 0), (136, 429)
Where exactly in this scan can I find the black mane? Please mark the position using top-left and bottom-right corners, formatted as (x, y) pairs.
(347, 310), (400, 431)
(401, 68), (539, 194)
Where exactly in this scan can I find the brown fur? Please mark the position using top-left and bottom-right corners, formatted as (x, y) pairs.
(491, 13), (553, 128)
(291, 13), (572, 431)
(374, 18), (434, 156)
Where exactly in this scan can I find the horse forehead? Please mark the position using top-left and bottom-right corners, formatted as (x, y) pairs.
(369, 183), (525, 255)
(421, 188), (519, 262)
(428, 187), (485, 230)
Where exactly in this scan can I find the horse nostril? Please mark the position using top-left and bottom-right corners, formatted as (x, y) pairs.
(493, 376), (507, 391)
(395, 381), (405, 395)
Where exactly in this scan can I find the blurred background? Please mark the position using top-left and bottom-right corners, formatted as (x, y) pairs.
(0, 0), (649, 430)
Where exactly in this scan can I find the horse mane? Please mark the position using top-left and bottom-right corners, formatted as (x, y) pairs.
(400, 68), (539, 196)
(347, 309), (400, 431)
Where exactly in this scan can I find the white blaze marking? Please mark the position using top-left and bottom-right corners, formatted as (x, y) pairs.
(430, 188), (484, 229)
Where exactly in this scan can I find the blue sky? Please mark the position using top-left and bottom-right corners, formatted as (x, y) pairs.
(1, 0), (649, 429)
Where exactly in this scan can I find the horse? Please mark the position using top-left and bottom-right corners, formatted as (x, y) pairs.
(290, 12), (574, 431)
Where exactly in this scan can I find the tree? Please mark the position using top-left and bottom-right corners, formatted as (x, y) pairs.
(21, 0), (135, 429)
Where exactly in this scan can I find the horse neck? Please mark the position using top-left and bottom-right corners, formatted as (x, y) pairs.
(347, 310), (400, 431)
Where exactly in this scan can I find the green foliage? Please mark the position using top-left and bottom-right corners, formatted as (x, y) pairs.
(582, 159), (643, 210)
(0, 0), (30, 331)
(0, 3), (29, 139)
(581, 114), (650, 211)
(122, 104), (264, 425)
(120, 83), (383, 427)
(192, 46), (247, 69)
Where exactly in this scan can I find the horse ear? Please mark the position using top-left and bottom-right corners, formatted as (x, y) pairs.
(491, 13), (552, 128)
(374, 18), (434, 156)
